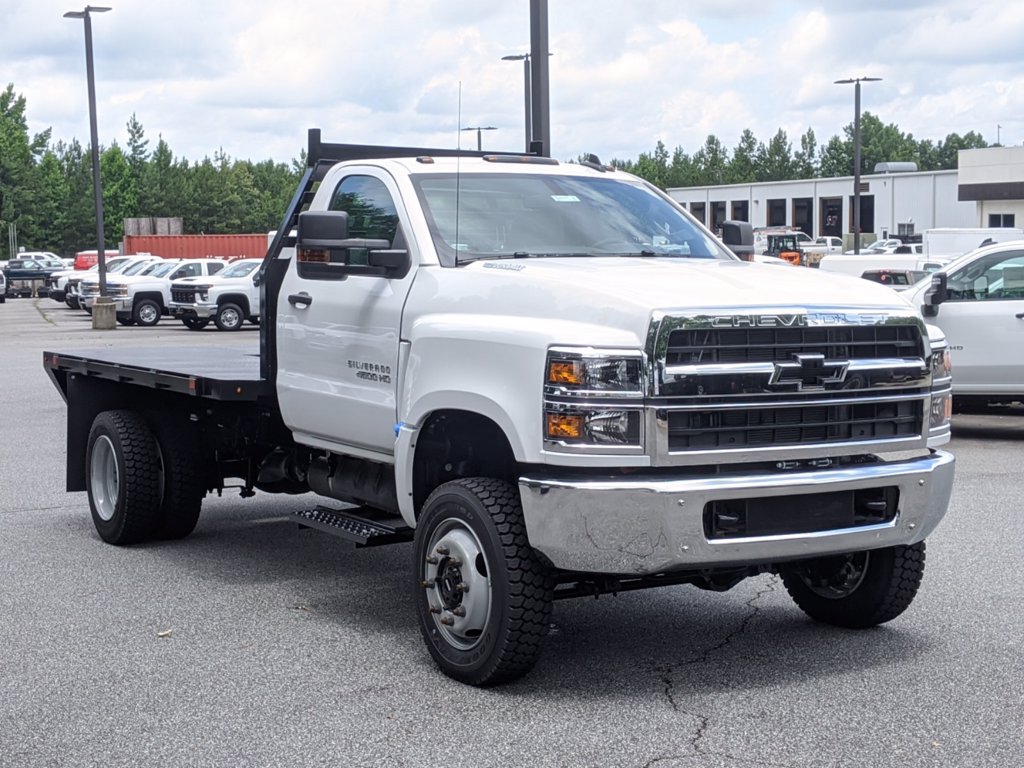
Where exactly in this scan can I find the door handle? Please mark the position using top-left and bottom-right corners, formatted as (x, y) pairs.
(288, 292), (312, 308)
(1016, 312), (1024, 319)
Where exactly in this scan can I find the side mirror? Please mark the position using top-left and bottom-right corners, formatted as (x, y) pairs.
(368, 249), (410, 273)
(721, 220), (754, 260)
(297, 210), (350, 249)
(922, 273), (948, 318)
(297, 210), (409, 279)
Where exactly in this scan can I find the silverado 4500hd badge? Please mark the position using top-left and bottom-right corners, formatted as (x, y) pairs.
(347, 359), (392, 384)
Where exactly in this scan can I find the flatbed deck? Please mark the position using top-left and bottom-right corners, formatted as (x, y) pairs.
(44, 345), (270, 402)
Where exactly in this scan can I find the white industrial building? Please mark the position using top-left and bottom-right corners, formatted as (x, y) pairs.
(666, 147), (1024, 244)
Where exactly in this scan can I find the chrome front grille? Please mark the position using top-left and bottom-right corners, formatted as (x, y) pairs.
(666, 397), (920, 451)
(647, 310), (932, 463)
(664, 325), (922, 366)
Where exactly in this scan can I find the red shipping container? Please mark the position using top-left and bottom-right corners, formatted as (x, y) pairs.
(123, 234), (268, 261)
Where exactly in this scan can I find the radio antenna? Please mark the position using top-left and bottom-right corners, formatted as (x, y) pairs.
(455, 81), (462, 264)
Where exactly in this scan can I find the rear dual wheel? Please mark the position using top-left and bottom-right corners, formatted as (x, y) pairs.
(85, 410), (205, 545)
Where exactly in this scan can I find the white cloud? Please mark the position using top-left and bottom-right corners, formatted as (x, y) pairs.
(5, 0), (1024, 170)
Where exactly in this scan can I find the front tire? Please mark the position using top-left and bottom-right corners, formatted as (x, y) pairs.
(133, 298), (161, 326)
(413, 478), (554, 686)
(85, 410), (162, 545)
(780, 542), (926, 628)
(214, 302), (244, 331)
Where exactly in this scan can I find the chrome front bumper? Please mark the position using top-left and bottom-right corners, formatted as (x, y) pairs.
(169, 302), (217, 319)
(519, 450), (955, 575)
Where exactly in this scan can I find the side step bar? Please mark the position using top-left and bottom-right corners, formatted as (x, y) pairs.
(294, 505), (413, 547)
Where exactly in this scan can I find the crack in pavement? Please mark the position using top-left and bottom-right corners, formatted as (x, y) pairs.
(652, 576), (781, 763)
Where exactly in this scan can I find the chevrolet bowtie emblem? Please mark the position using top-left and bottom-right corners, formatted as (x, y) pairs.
(769, 353), (849, 390)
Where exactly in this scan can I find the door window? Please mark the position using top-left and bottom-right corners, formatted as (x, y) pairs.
(946, 251), (1024, 301)
(328, 175), (400, 266)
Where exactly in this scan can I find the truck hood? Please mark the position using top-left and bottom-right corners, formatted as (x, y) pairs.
(409, 257), (916, 346)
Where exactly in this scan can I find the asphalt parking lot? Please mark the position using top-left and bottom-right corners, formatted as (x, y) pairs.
(1, 296), (1022, 767)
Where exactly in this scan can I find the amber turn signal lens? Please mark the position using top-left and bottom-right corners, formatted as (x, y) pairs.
(546, 413), (583, 439)
(548, 360), (582, 385)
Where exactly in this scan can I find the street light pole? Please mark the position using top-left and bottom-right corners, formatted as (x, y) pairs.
(64, 5), (112, 302)
(501, 54), (532, 152)
(835, 76), (881, 254)
(461, 126), (497, 151)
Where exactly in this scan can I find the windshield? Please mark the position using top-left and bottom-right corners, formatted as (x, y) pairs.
(411, 172), (732, 264)
(124, 260), (158, 276)
(220, 260), (260, 278)
(146, 262), (179, 278)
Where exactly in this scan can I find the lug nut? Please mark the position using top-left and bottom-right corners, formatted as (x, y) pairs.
(452, 606), (466, 617)
(429, 606), (441, 614)
(447, 556), (462, 567)
(440, 616), (455, 626)
(420, 580), (434, 589)
(436, 544), (449, 555)
(425, 555), (439, 565)
(455, 582), (469, 594)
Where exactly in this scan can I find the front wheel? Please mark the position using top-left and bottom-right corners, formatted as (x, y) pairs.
(780, 542), (926, 628)
(413, 478), (554, 686)
(214, 302), (244, 331)
(133, 298), (161, 326)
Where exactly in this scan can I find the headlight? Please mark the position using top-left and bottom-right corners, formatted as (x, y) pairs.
(543, 347), (645, 451)
(930, 347), (952, 380)
(545, 348), (644, 396)
(545, 408), (642, 446)
(929, 344), (952, 432)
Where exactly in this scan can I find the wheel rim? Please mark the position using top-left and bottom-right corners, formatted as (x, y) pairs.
(797, 552), (870, 599)
(422, 517), (492, 650)
(138, 303), (159, 324)
(220, 307), (240, 328)
(90, 435), (120, 522)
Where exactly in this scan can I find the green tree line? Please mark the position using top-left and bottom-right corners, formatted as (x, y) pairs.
(614, 117), (989, 189)
(1, 83), (302, 258)
(1, 81), (993, 258)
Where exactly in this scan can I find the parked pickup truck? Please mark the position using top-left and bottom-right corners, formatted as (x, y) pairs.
(169, 258), (263, 330)
(46, 255), (153, 303)
(908, 240), (1024, 410)
(3, 255), (65, 297)
(803, 236), (843, 267)
(44, 131), (955, 686)
(80, 258), (227, 326)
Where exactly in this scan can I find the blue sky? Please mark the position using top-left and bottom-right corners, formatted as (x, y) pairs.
(5, 1), (1022, 165)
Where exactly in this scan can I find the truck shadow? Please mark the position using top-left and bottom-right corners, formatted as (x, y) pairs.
(65, 500), (935, 698)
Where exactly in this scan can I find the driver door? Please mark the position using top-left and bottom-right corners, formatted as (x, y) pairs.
(276, 168), (416, 456)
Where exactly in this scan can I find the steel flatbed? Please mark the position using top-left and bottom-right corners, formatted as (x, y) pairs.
(43, 345), (270, 402)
